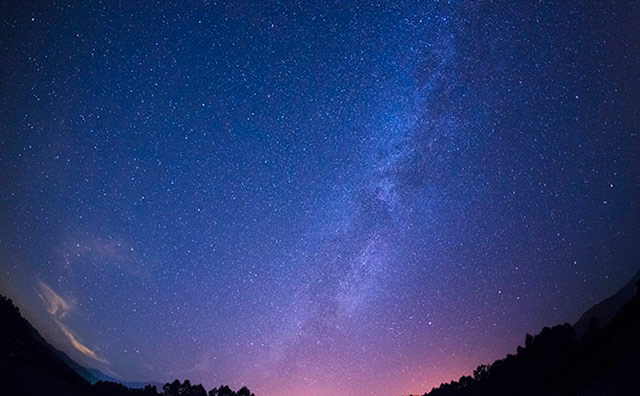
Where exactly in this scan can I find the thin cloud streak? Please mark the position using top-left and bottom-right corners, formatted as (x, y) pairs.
(37, 280), (73, 318)
(57, 320), (108, 364)
(36, 280), (108, 364)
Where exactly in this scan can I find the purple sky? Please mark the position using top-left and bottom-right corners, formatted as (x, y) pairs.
(1, 1), (639, 396)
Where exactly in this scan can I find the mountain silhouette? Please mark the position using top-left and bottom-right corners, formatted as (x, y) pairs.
(2, 269), (639, 396)
(0, 295), (92, 396)
(573, 269), (640, 337)
(421, 268), (640, 396)
(0, 295), (252, 396)
(54, 348), (163, 389)
(54, 349), (104, 384)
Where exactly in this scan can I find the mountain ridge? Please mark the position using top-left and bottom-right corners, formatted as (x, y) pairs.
(0, 293), (254, 396)
(2, 268), (639, 396)
(573, 269), (640, 337)
(54, 348), (164, 389)
(421, 269), (640, 396)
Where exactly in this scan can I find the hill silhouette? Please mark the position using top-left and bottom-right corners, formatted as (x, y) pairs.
(2, 271), (640, 396)
(0, 294), (254, 396)
(420, 272), (640, 396)
(54, 348), (163, 389)
(573, 270), (640, 337)
(0, 294), (92, 396)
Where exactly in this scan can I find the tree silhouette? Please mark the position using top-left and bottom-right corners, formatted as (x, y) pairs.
(423, 280), (640, 396)
(3, 277), (640, 396)
(237, 386), (254, 396)
(163, 379), (208, 396)
(216, 384), (237, 396)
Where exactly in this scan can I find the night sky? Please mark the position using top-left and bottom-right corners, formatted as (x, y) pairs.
(1, 1), (639, 396)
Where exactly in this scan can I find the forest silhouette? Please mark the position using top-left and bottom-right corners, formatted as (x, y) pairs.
(1, 276), (639, 396)
(420, 278), (640, 396)
(0, 294), (255, 396)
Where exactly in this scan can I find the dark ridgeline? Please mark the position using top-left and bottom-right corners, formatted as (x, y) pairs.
(0, 294), (91, 396)
(420, 276), (640, 396)
(0, 294), (254, 396)
(573, 270), (640, 338)
(2, 271), (640, 396)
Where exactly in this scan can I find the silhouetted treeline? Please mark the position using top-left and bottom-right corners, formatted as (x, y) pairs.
(3, 277), (640, 396)
(421, 280), (640, 396)
(91, 379), (255, 396)
(0, 294), (255, 396)
(0, 294), (92, 396)
(91, 378), (255, 396)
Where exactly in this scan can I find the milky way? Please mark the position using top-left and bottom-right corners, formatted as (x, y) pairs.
(1, 1), (639, 396)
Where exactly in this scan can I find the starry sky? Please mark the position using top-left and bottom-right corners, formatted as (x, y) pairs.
(1, 1), (639, 396)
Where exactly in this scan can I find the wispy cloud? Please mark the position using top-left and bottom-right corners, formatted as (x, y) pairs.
(57, 236), (148, 279)
(37, 280), (73, 318)
(36, 280), (108, 364)
(57, 320), (108, 363)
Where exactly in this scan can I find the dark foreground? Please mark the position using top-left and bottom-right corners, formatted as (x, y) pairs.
(1, 272), (640, 396)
